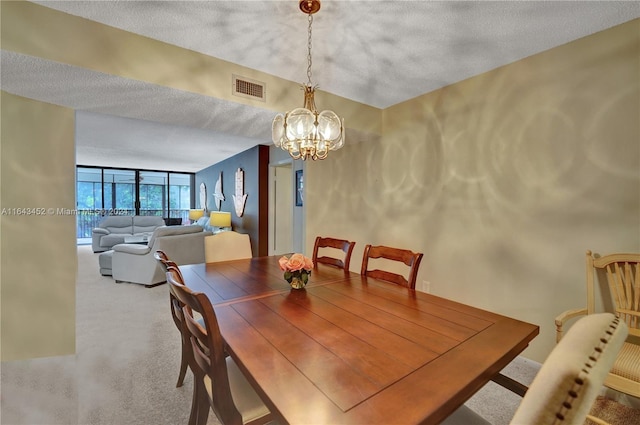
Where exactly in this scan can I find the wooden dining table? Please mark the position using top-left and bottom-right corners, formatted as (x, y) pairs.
(180, 256), (539, 425)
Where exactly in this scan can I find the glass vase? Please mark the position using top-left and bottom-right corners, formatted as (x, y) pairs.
(290, 276), (306, 289)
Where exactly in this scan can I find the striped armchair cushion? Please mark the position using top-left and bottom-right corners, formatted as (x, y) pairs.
(611, 342), (640, 381)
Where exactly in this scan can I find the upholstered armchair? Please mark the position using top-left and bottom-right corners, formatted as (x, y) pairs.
(112, 225), (211, 287)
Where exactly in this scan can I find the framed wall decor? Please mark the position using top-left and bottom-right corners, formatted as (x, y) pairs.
(295, 169), (304, 207)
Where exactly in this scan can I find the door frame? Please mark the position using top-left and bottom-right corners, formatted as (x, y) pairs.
(268, 159), (294, 255)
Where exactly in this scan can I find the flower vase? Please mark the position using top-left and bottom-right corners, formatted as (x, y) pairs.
(279, 254), (313, 290)
(290, 276), (306, 290)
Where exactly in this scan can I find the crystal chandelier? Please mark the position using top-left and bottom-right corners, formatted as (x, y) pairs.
(272, 0), (345, 161)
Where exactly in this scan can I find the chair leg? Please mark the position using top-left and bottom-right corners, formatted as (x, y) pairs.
(176, 341), (189, 387)
(189, 378), (210, 425)
(188, 379), (200, 425)
(195, 380), (210, 425)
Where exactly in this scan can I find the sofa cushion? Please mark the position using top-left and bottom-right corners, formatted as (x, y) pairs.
(99, 217), (133, 234)
(100, 234), (129, 248)
(133, 216), (166, 234)
(113, 243), (150, 255)
(98, 250), (114, 276)
(98, 216), (134, 234)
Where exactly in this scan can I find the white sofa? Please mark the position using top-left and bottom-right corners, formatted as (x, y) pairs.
(92, 216), (166, 252)
(112, 225), (212, 286)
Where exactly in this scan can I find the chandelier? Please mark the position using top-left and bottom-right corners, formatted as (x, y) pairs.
(272, 0), (345, 161)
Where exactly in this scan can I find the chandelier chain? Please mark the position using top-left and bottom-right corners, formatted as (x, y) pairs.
(306, 13), (313, 86)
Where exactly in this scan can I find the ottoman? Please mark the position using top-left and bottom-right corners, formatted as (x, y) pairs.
(99, 250), (114, 276)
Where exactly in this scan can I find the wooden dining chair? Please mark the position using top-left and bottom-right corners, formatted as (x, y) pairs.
(360, 244), (423, 289)
(154, 250), (169, 261)
(312, 236), (356, 271)
(154, 250), (190, 387)
(555, 250), (640, 399)
(167, 272), (274, 425)
(444, 313), (629, 425)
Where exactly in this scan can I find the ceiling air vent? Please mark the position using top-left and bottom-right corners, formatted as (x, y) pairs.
(232, 75), (265, 101)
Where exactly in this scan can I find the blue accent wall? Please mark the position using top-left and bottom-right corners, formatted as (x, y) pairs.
(196, 145), (269, 256)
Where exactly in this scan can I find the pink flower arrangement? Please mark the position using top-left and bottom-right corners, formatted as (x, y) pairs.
(279, 253), (314, 287)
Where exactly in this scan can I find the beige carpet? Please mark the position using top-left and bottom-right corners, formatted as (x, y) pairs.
(1, 245), (638, 424)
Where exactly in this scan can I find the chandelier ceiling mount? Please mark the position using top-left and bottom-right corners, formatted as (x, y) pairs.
(299, 0), (321, 14)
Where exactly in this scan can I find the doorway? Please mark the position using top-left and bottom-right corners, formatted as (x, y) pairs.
(269, 163), (293, 255)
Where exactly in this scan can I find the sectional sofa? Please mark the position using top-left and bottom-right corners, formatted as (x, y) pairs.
(92, 216), (166, 252)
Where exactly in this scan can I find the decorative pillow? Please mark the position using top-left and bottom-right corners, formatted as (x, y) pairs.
(196, 216), (213, 232)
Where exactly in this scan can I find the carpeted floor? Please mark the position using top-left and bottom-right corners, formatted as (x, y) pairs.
(464, 357), (541, 424)
(1, 245), (638, 424)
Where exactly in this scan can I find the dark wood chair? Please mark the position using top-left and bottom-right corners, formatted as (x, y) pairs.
(155, 250), (179, 274)
(312, 236), (356, 271)
(154, 250), (169, 262)
(167, 272), (274, 425)
(360, 244), (423, 289)
(154, 250), (189, 387)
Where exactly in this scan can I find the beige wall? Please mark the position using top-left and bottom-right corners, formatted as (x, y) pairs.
(305, 19), (640, 362)
(1, 92), (77, 361)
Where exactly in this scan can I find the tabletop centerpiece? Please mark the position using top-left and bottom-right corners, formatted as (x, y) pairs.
(278, 253), (314, 289)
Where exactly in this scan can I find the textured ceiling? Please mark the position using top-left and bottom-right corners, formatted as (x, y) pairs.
(2, 1), (639, 172)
